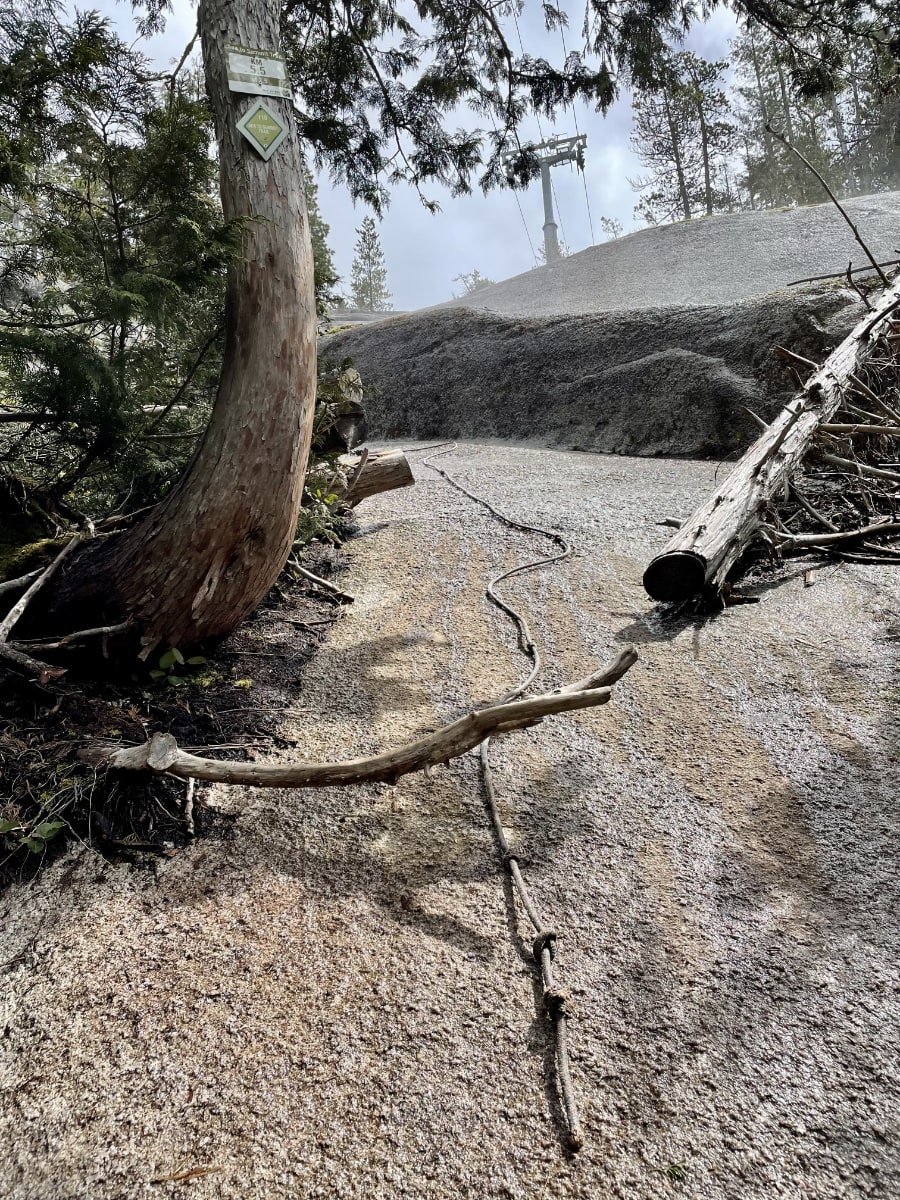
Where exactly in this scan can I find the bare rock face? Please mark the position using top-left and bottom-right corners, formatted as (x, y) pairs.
(322, 286), (861, 458)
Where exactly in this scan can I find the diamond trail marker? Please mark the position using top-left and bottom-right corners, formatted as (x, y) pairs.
(236, 100), (289, 162)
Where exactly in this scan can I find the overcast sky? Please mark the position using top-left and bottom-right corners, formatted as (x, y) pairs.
(99, 1), (737, 309)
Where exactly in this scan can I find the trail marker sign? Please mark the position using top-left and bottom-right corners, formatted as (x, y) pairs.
(226, 44), (291, 98)
(236, 100), (289, 161)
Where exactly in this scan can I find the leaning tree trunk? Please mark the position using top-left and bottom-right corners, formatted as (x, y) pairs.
(41, 0), (317, 658)
(643, 276), (900, 603)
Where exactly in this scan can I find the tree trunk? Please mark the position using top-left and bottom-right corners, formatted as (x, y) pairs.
(776, 60), (795, 143)
(697, 104), (713, 215)
(664, 93), (692, 221)
(42, 0), (317, 658)
(643, 278), (900, 603)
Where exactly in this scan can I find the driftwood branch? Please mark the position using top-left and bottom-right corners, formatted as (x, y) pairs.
(643, 275), (900, 602)
(81, 649), (638, 788)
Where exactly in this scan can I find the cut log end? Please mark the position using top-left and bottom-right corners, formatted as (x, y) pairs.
(343, 450), (414, 505)
(643, 550), (708, 603)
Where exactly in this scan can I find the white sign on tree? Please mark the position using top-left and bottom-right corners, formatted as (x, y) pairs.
(226, 44), (291, 98)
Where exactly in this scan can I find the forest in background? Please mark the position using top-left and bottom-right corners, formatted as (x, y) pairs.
(630, 27), (900, 225)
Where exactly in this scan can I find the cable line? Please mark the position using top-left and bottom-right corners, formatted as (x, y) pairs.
(559, 15), (596, 245)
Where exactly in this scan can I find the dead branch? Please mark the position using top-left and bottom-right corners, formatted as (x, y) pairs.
(0, 537), (80, 643)
(766, 124), (889, 286)
(287, 558), (355, 602)
(819, 423), (900, 436)
(789, 485), (838, 532)
(787, 259), (900, 287)
(16, 621), (130, 652)
(339, 446), (369, 500)
(764, 519), (900, 548)
(80, 650), (637, 788)
(847, 373), (900, 423)
(643, 276), (900, 603)
(0, 568), (41, 598)
(817, 451), (900, 485)
(0, 642), (66, 684)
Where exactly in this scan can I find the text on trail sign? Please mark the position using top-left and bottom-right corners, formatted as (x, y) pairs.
(236, 100), (289, 161)
(226, 44), (291, 98)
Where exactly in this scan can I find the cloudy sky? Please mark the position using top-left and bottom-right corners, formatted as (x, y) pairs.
(98, 1), (737, 309)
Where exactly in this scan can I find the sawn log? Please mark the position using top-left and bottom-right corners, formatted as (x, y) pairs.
(343, 449), (414, 505)
(643, 276), (900, 603)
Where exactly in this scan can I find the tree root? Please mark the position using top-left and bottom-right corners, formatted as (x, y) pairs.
(81, 649), (637, 788)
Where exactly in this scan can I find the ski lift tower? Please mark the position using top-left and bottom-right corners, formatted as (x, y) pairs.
(505, 133), (587, 264)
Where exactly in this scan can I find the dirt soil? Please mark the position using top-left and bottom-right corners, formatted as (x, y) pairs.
(2, 441), (898, 1199)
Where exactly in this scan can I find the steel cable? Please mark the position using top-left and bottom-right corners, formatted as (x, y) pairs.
(416, 442), (585, 1151)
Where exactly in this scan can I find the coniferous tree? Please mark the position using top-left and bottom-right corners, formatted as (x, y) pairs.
(731, 24), (900, 207)
(0, 8), (231, 520)
(453, 268), (494, 295)
(349, 216), (392, 311)
(630, 54), (735, 224)
(300, 154), (341, 310)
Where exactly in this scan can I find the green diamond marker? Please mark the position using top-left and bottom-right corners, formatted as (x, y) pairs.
(236, 99), (288, 162)
(246, 108), (281, 148)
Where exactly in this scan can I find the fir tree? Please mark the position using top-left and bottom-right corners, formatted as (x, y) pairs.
(349, 216), (392, 311)
(300, 154), (341, 311)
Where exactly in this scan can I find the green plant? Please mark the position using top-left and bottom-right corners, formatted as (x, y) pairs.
(295, 360), (364, 547)
(0, 814), (66, 854)
(149, 646), (207, 688)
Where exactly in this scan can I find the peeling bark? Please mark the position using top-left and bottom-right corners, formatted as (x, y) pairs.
(41, 0), (317, 658)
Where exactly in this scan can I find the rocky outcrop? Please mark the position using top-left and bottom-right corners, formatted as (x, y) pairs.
(322, 286), (861, 458)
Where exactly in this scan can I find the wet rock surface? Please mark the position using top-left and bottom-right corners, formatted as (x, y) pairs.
(1, 441), (897, 1198)
(325, 193), (900, 459)
(442, 191), (900, 317)
(324, 289), (860, 457)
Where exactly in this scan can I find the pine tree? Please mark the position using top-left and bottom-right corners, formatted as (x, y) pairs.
(631, 53), (735, 225)
(349, 216), (392, 311)
(453, 268), (494, 295)
(300, 154), (341, 310)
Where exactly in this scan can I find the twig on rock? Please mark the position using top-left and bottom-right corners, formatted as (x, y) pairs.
(288, 557), (355, 603)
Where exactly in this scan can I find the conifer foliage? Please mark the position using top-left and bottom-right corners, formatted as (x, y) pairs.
(0, 5), (233, 523)
(349, 216), (392, 311)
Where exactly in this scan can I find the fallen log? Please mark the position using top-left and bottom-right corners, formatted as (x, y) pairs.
(643, 276), (900, 603)
(343, 449), (414, 505)
(80, 649), (637, 788)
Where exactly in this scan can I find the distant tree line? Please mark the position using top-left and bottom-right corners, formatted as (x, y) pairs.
(631, 26), (900, 224)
